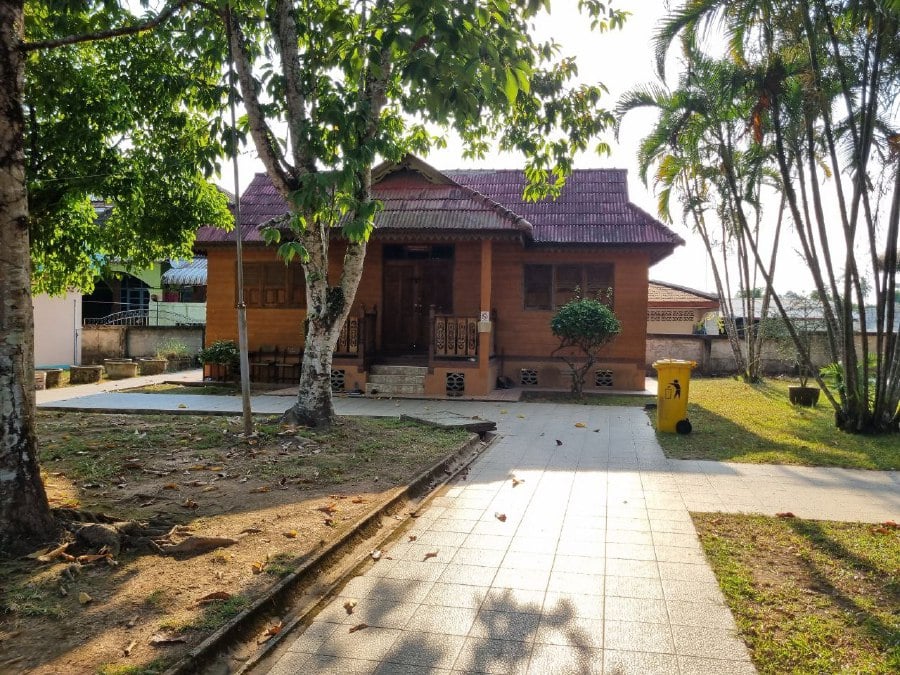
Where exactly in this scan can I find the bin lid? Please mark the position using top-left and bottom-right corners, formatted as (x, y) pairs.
(652, 359), (697, 368)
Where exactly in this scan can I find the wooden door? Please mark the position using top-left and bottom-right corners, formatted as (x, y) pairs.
(382, 260), (453, 353)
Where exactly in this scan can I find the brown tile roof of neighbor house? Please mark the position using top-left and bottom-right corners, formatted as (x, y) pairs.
(196, 156), (683, 261)
(648, 280), (720, 309)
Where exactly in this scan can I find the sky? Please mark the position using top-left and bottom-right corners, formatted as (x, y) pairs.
(222, 2), (814, 296)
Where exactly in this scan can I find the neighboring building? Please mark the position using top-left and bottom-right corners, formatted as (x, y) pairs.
(82, 258), (208, 327)
(647, 281), (719, 335)
(196, 156), (683, 396)
(34, 292), (82, 367)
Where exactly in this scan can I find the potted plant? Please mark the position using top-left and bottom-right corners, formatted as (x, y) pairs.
(763, 291), (824, 406)
(198, 340), (240, 382)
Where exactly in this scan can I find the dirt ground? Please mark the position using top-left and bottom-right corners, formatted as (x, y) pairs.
(0, 411), (471, 675)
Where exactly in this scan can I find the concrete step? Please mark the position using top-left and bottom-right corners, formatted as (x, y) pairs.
(365, 382), (425, 396)
(369, 365), (429, 376)
(367, 373), (427, 386)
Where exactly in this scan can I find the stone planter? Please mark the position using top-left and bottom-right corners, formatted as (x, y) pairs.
(104, 359), (139, 380)
(789, 385), (820, 407)
(138, 358), (168, 376)
(34, 371), (47, 391)
(70, 365), (104, 384)
(38, 368), (63, 388)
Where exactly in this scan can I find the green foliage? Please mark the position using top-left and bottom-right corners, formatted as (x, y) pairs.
(24, 5), (233, 294)
(551, 296), (621, 343)
(155, 338), (190, 359)
(197, 340), (239, 367)
(642, 0), (900, 432)
(550, 296), (621, 396)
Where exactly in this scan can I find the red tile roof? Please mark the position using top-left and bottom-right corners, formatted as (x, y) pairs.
(197, 157), (683, 259)
(648, 281), (719, 309)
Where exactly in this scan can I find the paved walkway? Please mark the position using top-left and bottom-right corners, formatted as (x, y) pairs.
(37, 381), (900, 674)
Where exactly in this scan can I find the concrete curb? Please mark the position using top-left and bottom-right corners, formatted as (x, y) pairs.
(162, 432), (493, 675)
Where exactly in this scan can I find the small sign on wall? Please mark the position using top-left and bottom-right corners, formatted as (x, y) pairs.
(480, 311), (491, 322)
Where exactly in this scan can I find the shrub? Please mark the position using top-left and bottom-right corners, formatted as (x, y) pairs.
(197, 340), (240, 368)
(551, 296), (621, 397)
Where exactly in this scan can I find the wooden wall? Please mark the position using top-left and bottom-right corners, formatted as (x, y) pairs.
(205, 238), (652, 391)
(490, 243), (649, 362)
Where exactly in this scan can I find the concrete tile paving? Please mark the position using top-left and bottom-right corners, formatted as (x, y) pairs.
(37, 384), (900, 673)
(263, 403), (753, 674)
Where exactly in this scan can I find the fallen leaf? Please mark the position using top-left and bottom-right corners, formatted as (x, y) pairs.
(251, 561), (265, 574)
(162, 483), (180, 491)
(249, 486), (270, 494)
(343, 600), (357, 614)
(883, 520), (898, 529)
(574, 422), (586, 428)
(317, 503), (338, 515)
(511, 477), (523, 487)
(422, 550), (439, 561)
(407, 535), (417, 542)
(555, 439), (563, 446)
(776, 512), (796, 518)
(348, 623), (368, 633)
(258, 621), (284, 643)
(517, 414), (526, 419)
(78, 592), (93, 605)
(283, 530), (298, 539)
(29, 542), (70, 562)
(177, 403), (188, 409)
(196, 591), (232, 605)
(77, 553), (112, 564)
(240, 528), (263, 535)
(351, 498), (365, 504)
(323, 518), (334, 527)
(494, 512), (507, 522)
(180, 499), (199, 510)
(499, 409), (508, 414)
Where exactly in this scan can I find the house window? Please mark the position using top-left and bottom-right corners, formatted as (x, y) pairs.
(524, 263), (614, 310)
(239, 262), (305, 308)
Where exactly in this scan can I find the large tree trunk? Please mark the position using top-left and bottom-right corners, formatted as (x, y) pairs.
(0, 0), (57, 550)
(282, 224), (368, 428)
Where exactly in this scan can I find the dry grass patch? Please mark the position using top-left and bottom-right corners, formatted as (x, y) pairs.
(0, 412), (471, 675)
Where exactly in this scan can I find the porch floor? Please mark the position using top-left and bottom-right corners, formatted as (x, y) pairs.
(266, 379), (658, 401)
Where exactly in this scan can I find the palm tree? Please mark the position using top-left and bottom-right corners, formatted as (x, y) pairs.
(617, 52), (782, 382)
(653, 0), (900, 432)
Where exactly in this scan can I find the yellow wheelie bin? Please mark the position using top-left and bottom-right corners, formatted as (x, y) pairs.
(652, 359), (696, 433)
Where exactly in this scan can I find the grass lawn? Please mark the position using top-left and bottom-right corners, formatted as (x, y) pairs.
(655, 378), (899, 470)
(694, 513), (900, 674)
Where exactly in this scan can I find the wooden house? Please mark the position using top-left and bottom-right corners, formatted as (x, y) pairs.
(195, 156), (683, 396)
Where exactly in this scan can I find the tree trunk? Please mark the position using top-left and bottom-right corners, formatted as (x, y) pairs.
(282, 222), (368, 428)
(0, 0), (57, 549)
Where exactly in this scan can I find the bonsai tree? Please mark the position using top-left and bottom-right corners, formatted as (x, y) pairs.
(551, 294), (621, 397)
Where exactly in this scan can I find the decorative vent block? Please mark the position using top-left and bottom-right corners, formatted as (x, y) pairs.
(594, 369), (614, 388)
(446, 372), (465, 397)
(330, 369), (346, 392)
(648, 309), (696, 322)
(520, 368), (539, 386)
